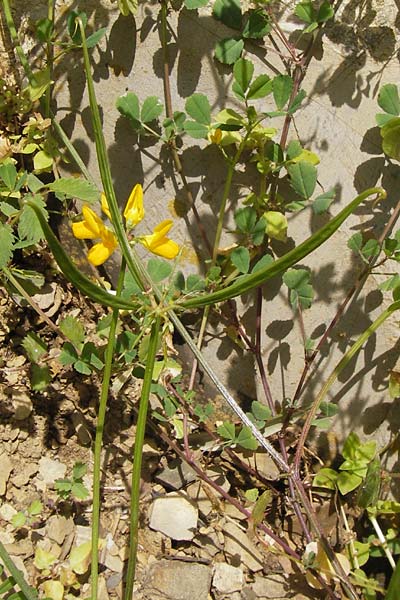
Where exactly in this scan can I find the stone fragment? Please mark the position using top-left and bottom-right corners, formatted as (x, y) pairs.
(155, 459), (196, 490)
(106, 572), (123, 590)
(0, 453), (13, 495)
(223, 521), (264, 572)
(213, 562), (244, 593)
(71, 412), (92, 446)
(104, 552), (123, 572)
(143, 559), (212, 600)
(251, 574), (288, 598)
(12, 390), (32, 420)
(149, 492), (198, 541)
(38, 457), (67, 485)
(74, 525), (92, 546)
(98, 576), (110, 600)
(0, 503), (17, 521)
(13, 462), (38, 487)
(47, 515), (74, 545)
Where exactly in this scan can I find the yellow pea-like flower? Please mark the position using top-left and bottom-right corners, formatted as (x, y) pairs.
(139, 220), (179, 259)
(124, 183), (145, 229)
(72, 205), (117, 266)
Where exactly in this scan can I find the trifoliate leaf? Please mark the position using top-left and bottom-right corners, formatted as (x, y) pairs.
(313, 467), (338, 490)
(378, 84), (400, 116)
(214, 38), (244, 65)
(141, 96), (163, 123)
(217, 421), (236, 442)
(213, 0), (242, 30)
(236, 426), (258, 450)
(242, 9), (271, 39)
(116, 92), (141, 129)
(246, 74), (273, 100)
(283, 268), (313, 309)
(59, 315), (85, 346)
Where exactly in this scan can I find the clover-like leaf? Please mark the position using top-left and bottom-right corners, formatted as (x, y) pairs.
(214, 38), (244, 65)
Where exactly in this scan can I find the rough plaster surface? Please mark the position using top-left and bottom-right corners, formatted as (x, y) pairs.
(2, 2), (400, 477)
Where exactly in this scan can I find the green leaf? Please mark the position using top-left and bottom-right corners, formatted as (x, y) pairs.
(59, 315), (85, 346)
(185, 93), (211, 125)
(245, 488), (259, 502)
(356, 457), (381, 509)
(313, 189), (335, 214)
(147, 258), (172, 282)
(214, 38), (244, 65)
(141, 96), (163, 123)
(55, 479), (72, 493)
(231, 246), (250, 273)
(236, 426), (258, 450)
(0, 162), (17, 190)
(186, 274), (205, 292)
(121, 268), (142, 299)
(377, 84), (400, 116)
(313, 467), (338, 490)
(317, 2), (334, 23)
(286, 140), (302, 160)
(36, 17), (53, 42)
(288, 89), (306, 114)
(287, 160), (317, 199)
(74, 360), (92, 375)
(235, 206), (257, 233)
(116, 92), (141, 129)
(118, 0), (138, 15)
(273, 74), (293, 110)
(0, 223), (14, 268)
(381, 117), (400, 161)
(294, 0), (316, 23)
(217, 421), (236, 442)
(347, 232), (363, 253)
(213, 0), (242, 30)
(233, 58), (254, 95)
(59, 342), (79, 366)
(86, 27), (107, 49)
(384, 556), (400, 600)
(30, 364), (51, 391)
(28, 68), (51, 102)
(34, 547), (57, 570)
(283, 268), (313, 309)
(33, 149), (53, 171)
(242, 9), (271, 39)
(246, 74), (273, 100)
(71, 482), (89, 500)
(183, 120), (209, 139)
(28, 500), (43, 516)
(18, 195), (48, 243)
(389, 371), (400, 398)
(379, 274), (400, 292)
(251, 254), (274, 273)
(319, 401), (339, 417)
(67, 10), (87, 43)
(81, 341), (103, 370)
(376, 112), (396, 127)
(184, 0), (209, 7)
(264, 211), (288, 242)
(251, 490), (272, 525)
(251, 400), (272, 421)
(337, 471), (363, 495)
(361, 239), (380, 261)
(47, 178), (99, 202)
(69, 541), (91, 574)
(11, 512), (27, 528)
(26, 173), (44, 193)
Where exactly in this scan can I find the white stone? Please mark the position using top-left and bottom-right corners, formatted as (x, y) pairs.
(149, 492), (198, 541)
(0, 453), (13, 496)
(223, 521), (264, 572)
(38, 457), (67, 485)
(213, 562), (244, 594)
(0, 503), (17, 522)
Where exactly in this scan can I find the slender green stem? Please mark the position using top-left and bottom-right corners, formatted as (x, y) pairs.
(91, 261), (126, 600)
(51, 117), (95, 183)
(0, 541), (37, 600)
(213, 162), (235, 262)
(294, 299), (400, 475)
(124, 315), (161, 600)
(44, 0), (55, 117)
(1, 0), (34, 82)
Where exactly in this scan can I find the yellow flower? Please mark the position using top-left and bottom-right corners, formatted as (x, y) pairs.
(124, 183), (145, 229)
(139, 220), (179, 259)
(72, 205), (117, 266)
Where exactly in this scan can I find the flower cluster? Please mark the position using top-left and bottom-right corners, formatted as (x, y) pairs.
(72, 184), (179, 266)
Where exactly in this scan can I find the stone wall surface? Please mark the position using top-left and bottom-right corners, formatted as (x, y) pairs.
(1, 1), (400, 477)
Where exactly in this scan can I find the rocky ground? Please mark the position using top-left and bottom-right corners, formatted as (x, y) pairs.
(0, 260), (328, 600)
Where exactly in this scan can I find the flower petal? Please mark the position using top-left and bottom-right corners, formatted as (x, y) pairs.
(87, 238), (116, 266)
(72, 220), (98, 240)
(82, 205), (103, 237)
(148, 238), (180, 259)
(124, 183), (144, 228)
(140, 220), (179, 259)
(101, 193), (112, 220)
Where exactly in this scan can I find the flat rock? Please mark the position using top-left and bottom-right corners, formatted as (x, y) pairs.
(104, 552), (123, 572)
(47, 515), (74, 545)
(223, 521), (264, 572)
(0, 503), (17, 521)
(155, 459), (196, 490)
(142, 559), (212, 600)
(149, 492), (198, 541)
(251, 574), (288, 598)
(12, 390), (32, 420)
(13, 462), (38, 488)
(38, 457), (67, 485)
(0, 453), (13, 495)
(213, 562), (244, 593)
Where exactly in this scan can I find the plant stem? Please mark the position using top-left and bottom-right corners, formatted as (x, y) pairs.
(1, 0), (34, 82)
(124, 314), (161, 600)
(369, 515), (396, 569)
(0, 541), (37, 600)
(44, 0), (55, 117)
(91, 261), (125, 600)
